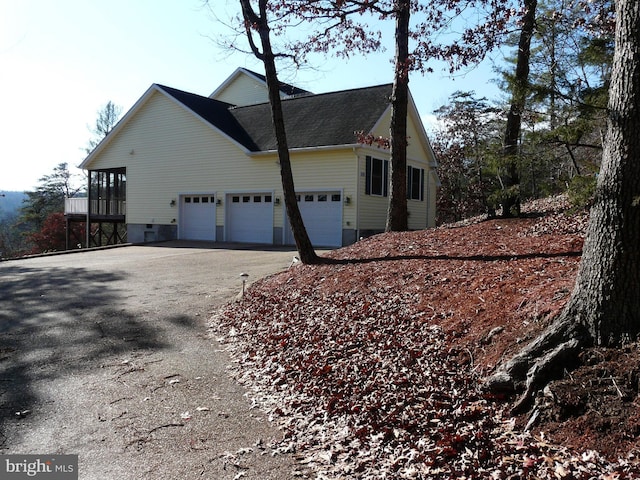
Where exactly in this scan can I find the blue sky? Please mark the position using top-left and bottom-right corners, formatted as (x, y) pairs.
(0, 0), (503, 192)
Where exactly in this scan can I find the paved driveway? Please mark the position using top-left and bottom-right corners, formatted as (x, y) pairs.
(0, 242), (312, 479)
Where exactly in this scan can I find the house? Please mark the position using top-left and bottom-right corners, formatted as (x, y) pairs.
(70, 67), (439, 248)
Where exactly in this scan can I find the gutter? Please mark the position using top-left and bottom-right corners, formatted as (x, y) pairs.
(247, 143), (361, 157)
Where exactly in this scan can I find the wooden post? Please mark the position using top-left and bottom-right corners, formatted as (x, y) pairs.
(86, 171), (91, 249)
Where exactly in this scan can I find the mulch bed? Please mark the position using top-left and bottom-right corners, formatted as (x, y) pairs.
(212, 195), (640, 479)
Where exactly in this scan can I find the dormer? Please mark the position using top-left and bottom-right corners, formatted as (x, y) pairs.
(209, 67), (312, 106)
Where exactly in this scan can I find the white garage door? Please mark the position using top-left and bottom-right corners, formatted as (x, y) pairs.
(226, 193), (273, 244)
(180, 194), (216, 241)
(285, 192), (343, 247)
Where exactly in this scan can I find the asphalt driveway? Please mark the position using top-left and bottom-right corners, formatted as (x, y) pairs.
(0, 242), (312, 479)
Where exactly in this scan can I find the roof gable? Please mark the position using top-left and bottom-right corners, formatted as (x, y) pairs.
(209, 67), (312, 106)
(82, 79), (430, 168)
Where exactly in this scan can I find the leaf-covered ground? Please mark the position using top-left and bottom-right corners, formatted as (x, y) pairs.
(211, 196), (640, 479)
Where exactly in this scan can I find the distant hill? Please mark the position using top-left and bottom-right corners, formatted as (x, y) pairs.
(0, 191), (26, 222)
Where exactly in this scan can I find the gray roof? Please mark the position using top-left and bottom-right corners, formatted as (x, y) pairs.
(159, 83), (393, 152)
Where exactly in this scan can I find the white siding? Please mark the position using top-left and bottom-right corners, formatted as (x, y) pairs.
(356, 153), (389, 231)
(211, 74), (269, 106)
(359, 106), (436, 231)
(85, 93), (360, 237)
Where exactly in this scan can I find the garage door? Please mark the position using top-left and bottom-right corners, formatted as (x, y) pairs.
(285, 192), (343, 247)
(180, 194), (216, 241)
(226, 193), (273, 244)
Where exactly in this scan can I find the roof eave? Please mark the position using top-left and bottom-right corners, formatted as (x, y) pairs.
(247, 143), (361, 157)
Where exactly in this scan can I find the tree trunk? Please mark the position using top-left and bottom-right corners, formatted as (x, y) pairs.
(239, 0), (320, 264)
(385, 0), (410, 232)
(486, 0), (640, 413)
(501, 0), (537, 218)
(571, 0), (640, 345)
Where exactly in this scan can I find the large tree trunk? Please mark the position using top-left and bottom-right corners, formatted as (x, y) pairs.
(385, 0), (410, 232)
(486, 0), (640, 413)
(500, 0), (537, 218)
(239, 0), (320, 264)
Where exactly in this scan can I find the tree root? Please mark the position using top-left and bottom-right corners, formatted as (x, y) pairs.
(484, 313), (591, 416)
(510, 338), (582, 415)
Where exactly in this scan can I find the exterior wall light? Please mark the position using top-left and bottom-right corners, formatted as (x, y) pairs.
(275, 198), (281, 205)
(216, 198), (222, 205)
(170, 199), (176, 207)
(344, 196), (351, 205)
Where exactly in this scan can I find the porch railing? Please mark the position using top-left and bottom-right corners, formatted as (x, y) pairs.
(64, 198), (125, 216)
(90, 199), (126, 216)
(65, 197), (87, 215)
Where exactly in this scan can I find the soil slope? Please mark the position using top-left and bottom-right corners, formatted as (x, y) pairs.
(214, 196), (640, 479)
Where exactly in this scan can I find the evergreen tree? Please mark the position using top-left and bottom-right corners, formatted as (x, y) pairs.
(20, 163), (81, 233)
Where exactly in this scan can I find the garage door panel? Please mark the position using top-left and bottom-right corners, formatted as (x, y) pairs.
(227, 194), (273, 244)
(285, 192), (342, 247)
(180, 195), (216, 241)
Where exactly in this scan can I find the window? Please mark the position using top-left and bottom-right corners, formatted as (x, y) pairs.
(185, 197), (192, 203)
(254, 196), (262, 202)
(243, 196), (250, 203)
(318, 194), (327, 202)
(296, 195), (301, 202)
(407, 166), (425, 201)
(265, 195), (272, 203)
(232, 196), (240, 203)
(193, 197), (200, 203)
(331, 194), (341, 202)
(305, 195), (314, 202)
(365, 156), (389, 197)
(202, 196), (209, 203)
